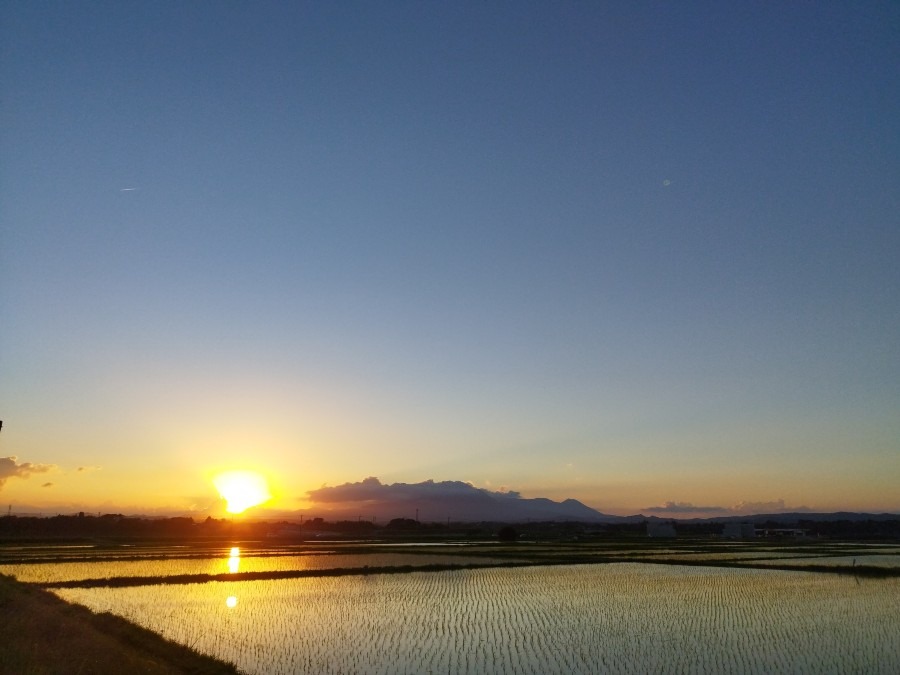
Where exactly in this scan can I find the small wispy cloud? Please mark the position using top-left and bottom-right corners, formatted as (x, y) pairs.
(119, 187), (138, 192)
(41, 482), (54, 488)
(77, 465), (102, 473)
(732, 499), (810, 514)
(644, 499), (811, 516)
(645, 501), (725, 514)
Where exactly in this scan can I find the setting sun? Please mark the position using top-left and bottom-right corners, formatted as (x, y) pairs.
(213, 470), (272, 514)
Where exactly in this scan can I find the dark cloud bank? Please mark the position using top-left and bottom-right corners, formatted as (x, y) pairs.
(306, 477), (614, 523)
(302, 478), (822, 523)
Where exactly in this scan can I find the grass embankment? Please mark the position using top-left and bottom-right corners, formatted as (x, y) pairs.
(0, 574), (242, 675)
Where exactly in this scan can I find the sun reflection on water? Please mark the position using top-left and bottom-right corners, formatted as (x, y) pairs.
(225, 547), (240, 607)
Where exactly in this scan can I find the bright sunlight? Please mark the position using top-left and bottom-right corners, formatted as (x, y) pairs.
(213, 470), (272, 514)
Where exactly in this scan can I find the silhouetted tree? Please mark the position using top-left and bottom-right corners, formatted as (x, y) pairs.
(497, 525), (519, 542)
(385, 518), (419, 530)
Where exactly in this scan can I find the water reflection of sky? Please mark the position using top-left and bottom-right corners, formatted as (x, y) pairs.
(54, 565), (900, 675)
(2, 552), (524, 584)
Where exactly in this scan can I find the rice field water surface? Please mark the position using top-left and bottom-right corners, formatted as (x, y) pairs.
(4, 540), (899, 674)
(49, 563), (900, 675)
(0, 549), (521, 585)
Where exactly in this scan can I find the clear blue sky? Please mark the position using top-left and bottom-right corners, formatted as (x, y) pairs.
(2, 1), (898, 516)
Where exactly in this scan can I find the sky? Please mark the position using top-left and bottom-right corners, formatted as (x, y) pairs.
(1, 1), (899, 518)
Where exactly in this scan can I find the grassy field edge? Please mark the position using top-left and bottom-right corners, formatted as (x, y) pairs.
(0, 574), (242, 674)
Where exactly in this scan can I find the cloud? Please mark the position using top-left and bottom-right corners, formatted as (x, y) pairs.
(76, 465), (102, 473)
(644, 499), (812, 516)
(41, 482), (54, 488)
(308, 476), (389, 503)
(307, 477), (509, 505)
(0, 456), (56, 489)
(645, 501), (726, 514)
(731, 499), (811, 514)
(302, 477), (604, 523)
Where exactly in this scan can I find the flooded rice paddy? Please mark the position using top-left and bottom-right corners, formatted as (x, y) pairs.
(0, 548), (520, 585)
(2, 540), (899, 674)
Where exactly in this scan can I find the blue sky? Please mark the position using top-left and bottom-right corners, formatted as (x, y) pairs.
(1, 1), (898, 516)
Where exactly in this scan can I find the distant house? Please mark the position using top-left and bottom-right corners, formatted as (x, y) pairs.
(758, 527), (809, 538)
(723, 523), (756, 539)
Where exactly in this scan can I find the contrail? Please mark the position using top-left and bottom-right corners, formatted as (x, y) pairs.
(119, 187), (138, 192)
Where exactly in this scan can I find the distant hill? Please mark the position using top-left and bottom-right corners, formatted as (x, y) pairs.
(299, 477), (620, 523)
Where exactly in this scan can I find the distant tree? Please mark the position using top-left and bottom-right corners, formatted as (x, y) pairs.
(497, 525), (519, 542)
(333, 520), (377, 533)
(385, 518), (419, 530)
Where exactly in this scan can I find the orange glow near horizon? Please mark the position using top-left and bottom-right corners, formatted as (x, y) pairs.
(212, 470), (272, 514)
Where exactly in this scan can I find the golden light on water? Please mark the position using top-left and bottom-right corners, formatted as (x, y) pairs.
(228, 546), (240, 574)
(213, 470), (272, 514)
(225, 547), (240, 607)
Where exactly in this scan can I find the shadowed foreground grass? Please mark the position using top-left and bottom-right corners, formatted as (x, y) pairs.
(0, 574), (242, 675)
